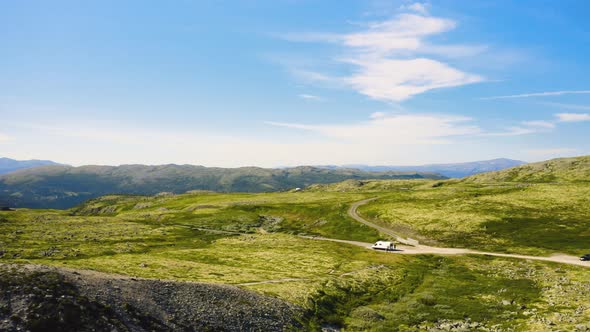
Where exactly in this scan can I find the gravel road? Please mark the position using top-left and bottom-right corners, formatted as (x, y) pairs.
(332, 198), (590, 268)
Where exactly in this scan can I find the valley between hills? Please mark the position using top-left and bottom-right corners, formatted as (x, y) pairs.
(1, 156), (589, 331)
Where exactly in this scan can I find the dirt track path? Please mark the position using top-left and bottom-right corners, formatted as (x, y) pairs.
(347, 198), (411, 243)
(341, 198), (590, 268)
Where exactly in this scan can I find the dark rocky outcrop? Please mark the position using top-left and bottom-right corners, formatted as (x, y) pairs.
(0, 264), (305, 332)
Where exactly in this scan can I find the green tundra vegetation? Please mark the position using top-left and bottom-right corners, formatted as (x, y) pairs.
(357, 157), (590, 256)
(0, 156), (589, 330)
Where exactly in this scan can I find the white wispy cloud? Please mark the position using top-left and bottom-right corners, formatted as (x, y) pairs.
(267, 113), (481, 144)
(522, 120), (555, 129)
(267, 110), (562, 145)
(555, 113), (590, 122)
(341, 13), (456, 55)
(1, 114), (564, 168)
(482, 126), (540, 137)
(7, 122), (148, 144)
(344, 58), (482, 102)
(0, 133), (13, 143)
(369, 111), (387, 119)
(400, 2), (430, 15)
(481, 90), (590, 100)
(0, 119), (481, 167)
(481, 113), (590, 137)
(283, 11), (485, 102)
(541, 102), (590, 111)
(476, 118), (558, 137)
(298, 94), (324, 101)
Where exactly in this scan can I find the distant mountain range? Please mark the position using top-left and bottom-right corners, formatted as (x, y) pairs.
(0, 157), (63, 175)
(317, 158), (526, 178)
(0, 164), (444, 209)
(0, 157), (533, 209)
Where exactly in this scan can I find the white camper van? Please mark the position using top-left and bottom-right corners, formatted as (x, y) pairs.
(371, 241), (394, 251)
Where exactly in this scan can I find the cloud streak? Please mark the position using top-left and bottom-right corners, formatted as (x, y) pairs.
(481, 90), (590, 100)
(399, 2), (430, 15)
(268, 113), (481, 144)
(0, 119), (479, 167)
(555, 113), (590, 122)
(268, 111), (568, 143)
(541, 102), (590, 111)
(298, 94), (324, 101)
(481, 125), (544, 137)
(522, 120), (555, 129)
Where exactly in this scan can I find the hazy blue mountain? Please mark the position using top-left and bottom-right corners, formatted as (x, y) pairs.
(318, 158), (526, 178)
(0, 157), (62, 175)
(0, 164), (445, 209)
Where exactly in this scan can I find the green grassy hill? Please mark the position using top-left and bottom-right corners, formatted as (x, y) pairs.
(359, 181), (590, 255)
(1, 188), (590, 330)
(0, 164), (444, 209)
(297, 157), (590, 256)
(464, 155), (590, 183)
(1, 156), (590, 330)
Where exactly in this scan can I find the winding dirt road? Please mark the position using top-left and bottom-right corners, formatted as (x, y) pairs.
(330, 198), (590, 268)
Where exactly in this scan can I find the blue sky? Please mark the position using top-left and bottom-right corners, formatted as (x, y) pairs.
(1, 0), (590, 167)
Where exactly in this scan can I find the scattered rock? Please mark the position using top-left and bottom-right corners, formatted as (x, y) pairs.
(321, 323), (341, 332)
(133, 202), (152, 209)
(0, 264), (305, 332)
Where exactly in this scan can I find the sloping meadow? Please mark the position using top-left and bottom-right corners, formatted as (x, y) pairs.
(359, 182), (590, 256)
(1, 188), (590, 330)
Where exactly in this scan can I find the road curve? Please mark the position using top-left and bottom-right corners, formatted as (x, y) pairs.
(347, 198), (410, 243)
(342, 198), (590, 268)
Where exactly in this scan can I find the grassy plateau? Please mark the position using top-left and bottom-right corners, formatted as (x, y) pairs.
(1, 156), (590, 330)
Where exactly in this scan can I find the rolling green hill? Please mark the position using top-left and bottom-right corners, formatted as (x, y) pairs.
(1, 156), (589, 330)
(346, 156), (590, 256)
(1, 184), (590, 330)
(464, 155), (590, 183)
(0, 164), (444, 209)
